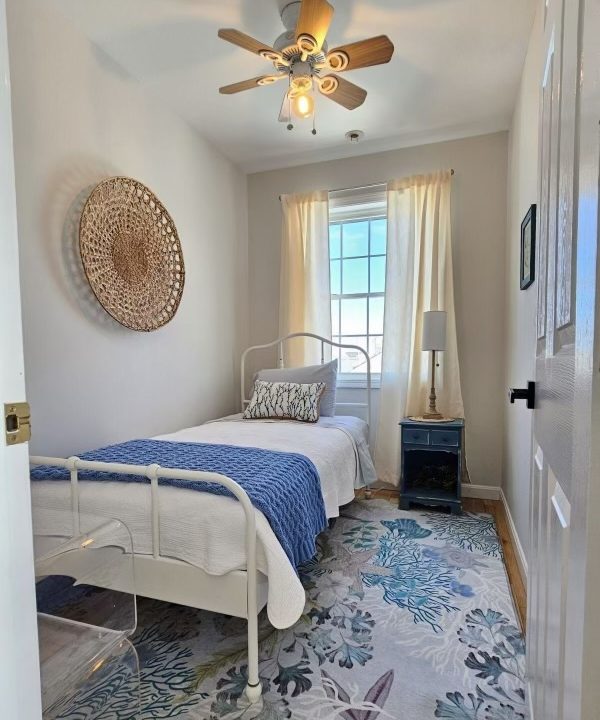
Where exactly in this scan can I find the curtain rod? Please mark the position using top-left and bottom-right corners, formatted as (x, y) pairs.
(278, 170), (455, 201)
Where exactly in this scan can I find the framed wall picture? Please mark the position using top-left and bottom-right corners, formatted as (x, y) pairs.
(520, 204), (536, 290)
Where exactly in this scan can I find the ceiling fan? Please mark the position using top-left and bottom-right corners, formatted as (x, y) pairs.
(217, 0), (394, 132)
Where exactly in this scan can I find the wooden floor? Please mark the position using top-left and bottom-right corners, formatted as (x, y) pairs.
(358, 489), (527, 631)
(464, 496), (527, 631)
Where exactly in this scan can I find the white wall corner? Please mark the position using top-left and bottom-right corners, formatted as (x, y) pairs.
(462, 483), (501, 500)
(500, 488), (528, 583)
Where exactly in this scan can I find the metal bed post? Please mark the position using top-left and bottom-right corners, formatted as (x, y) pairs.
(146, 463), (161, 560)
(67, 456), (80, 536)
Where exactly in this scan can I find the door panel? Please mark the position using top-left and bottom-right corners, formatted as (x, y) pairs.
(544, 470), (571, 720)
(535, 0), (575, 495)
(530, 0), (600, 710)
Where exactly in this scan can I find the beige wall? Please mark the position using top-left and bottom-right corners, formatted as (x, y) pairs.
(247, 133), (508, 488)
(502, 1), (543, 564)
(8, 0), (248, 456)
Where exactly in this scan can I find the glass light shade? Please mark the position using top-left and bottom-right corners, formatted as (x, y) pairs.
(292, 92), (314, 119)
(422, 310), (447, 351)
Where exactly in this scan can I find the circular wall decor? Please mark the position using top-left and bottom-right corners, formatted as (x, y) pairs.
(79, 176), (185, 331)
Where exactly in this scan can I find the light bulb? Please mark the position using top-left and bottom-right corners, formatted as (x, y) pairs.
(292, 92), (314, 119)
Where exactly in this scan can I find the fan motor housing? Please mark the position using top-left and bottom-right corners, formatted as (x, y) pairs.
(279, 1), (302, 31)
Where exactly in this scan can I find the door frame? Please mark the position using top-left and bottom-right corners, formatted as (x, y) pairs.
(0, 0), (42, 716)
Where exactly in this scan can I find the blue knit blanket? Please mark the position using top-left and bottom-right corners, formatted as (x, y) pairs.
(30, 439), (327, 569)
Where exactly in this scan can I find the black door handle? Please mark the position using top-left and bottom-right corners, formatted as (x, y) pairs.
(509, 381), (535, 409)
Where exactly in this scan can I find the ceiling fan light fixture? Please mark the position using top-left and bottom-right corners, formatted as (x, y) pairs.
(292, 91), (315, 119)
(290, 76), (312, 94)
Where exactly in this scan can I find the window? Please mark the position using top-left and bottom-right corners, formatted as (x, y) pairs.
(329, 186), (387, 385)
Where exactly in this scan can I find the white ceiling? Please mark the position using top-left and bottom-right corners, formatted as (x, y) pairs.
(52, 0), (536, 173)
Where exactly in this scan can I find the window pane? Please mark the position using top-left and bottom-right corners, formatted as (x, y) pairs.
(330, 259), (341, 295)
(342, 221), (368, 257)
(341, 297), (367, 335)
(370, 256), (386, 293)
(331, 299), (340, 335)
(329, 224), (341, 259)
(369, 335), (384, 374)
(370, 219), (387, 255)
(343, 257), (368, 294)
(340, 336), (368, 373)
(369, 296), (384, 334)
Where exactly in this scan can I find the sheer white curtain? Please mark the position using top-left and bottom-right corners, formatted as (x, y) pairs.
(375, 171), (464, 485)
(279, 190), (331, 366)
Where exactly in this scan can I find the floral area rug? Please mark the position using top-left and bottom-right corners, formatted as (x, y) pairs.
(50, 499), (528, 719)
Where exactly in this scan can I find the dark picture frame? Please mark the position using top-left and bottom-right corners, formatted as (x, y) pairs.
(520, 204), (536, 290)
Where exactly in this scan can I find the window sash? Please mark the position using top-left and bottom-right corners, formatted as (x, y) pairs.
(329, 200), (387, 387)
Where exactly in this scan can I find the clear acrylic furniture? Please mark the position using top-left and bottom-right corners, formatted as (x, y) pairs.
(33, 508), (140, 719)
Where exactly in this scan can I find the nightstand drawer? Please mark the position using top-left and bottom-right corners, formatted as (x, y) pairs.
(431, 429), (460, 447)
(403, 428), (430, 445)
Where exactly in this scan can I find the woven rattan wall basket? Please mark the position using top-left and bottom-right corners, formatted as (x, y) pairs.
(79, 177), (185, 331)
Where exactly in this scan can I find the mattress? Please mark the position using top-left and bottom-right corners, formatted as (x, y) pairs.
(31, 415), (376, 628)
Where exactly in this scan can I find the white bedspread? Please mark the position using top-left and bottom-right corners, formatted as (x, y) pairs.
(31, 415), (375, 628)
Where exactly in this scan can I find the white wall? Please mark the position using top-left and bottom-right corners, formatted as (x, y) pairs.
(7, 0), (248, 456)
(502, 2), (543, 561)
(247, 133), (508, 488)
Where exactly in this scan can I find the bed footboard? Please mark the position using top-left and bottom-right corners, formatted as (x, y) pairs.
(30, 455), (263, 704)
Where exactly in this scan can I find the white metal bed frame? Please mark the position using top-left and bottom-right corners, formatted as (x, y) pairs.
(30, 333), (372, 704)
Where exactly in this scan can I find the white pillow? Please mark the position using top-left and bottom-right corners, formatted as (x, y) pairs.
(243, 380), (326, 423)
(255, 359), (338, 416)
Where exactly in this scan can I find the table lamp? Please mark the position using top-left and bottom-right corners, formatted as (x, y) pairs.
(422, 310), (447, 420)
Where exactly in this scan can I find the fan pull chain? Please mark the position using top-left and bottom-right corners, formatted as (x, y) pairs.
(286, 77), (294, 131)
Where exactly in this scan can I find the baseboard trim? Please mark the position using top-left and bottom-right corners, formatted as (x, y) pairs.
(500, 488), (528, 583)
(461, 484), (501, 500)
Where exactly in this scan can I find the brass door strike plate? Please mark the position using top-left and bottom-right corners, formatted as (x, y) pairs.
(4, 402), (31, 445)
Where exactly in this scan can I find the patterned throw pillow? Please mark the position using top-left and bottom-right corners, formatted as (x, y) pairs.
(243, 380), (326, 423)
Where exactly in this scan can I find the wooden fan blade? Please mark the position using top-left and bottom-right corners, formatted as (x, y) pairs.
(327, 35), (394, 71)
(219, 76), (273, 94)
(319, 75), (367, 110)
(218, 28), (276, 57)
(296, 0), (334, 53)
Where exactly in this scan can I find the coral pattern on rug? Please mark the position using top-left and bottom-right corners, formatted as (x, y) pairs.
(49, 500), (527, 719)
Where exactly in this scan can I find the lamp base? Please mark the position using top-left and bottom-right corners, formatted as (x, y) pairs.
(409, 415), (455, 423)
(422, 411), (444, 420)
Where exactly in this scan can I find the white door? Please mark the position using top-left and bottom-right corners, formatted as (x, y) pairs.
(528, 0), (600, 718)
(0, 0), (42, 716)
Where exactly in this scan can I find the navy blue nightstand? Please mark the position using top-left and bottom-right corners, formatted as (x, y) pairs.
(399, 418), (464, 514)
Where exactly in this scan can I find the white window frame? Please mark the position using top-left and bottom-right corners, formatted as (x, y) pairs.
(329, 185), (387, 390)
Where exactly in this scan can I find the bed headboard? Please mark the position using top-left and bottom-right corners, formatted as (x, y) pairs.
(240, 333), (372, 438)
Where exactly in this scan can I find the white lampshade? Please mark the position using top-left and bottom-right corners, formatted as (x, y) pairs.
(422, 310), (447, 351)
